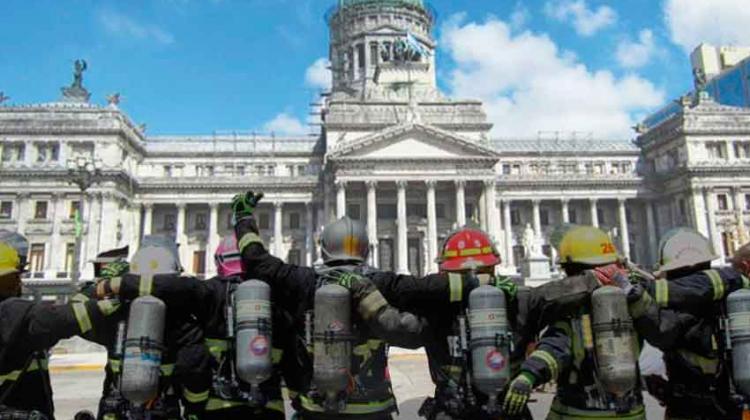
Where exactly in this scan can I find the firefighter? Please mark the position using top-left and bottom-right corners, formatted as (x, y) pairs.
(0, 240), (120, 418)
(505, 225), (647, 419)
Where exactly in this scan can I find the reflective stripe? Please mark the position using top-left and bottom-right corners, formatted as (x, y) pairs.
(444, 246), (493, 258)
(103, 415), (118, 420)
(549, 398), (646, 419)
(0, 357), (48, 386)
(530, 349), (559, 380)
(299, 395), (396, 415)
(678, 349), (718, 374)
(183, 387), (209, 403)
(72, 302), (93, 333)
(704, 270), (724, 301)
(358, 290), (387, 320)
(160, 363), (175, 376)
(71, 293), (89, 303)
(110, 277), (121, 293)
(97, 299), (119, 316)
(743, 275), (750, 289)
(353, 340), (384, 359)
(205, 397), (284, 413)
(272, 348), (283, 364)
(139, 274), (153, 296)
(628, 292), (653, 319)
(108, 359), (121, 373)
(238, 232), (263, 253)
(448, 273), (462, 303)
(205, 338), (229, 360)
(655, 279), (669, 307)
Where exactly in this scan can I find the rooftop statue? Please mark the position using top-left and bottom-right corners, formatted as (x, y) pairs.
(61, 59), (91, 103)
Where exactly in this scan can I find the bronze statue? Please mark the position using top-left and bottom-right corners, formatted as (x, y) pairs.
(73, 60), (87, 89)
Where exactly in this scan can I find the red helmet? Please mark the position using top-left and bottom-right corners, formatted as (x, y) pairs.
(438, 228), (501, 272)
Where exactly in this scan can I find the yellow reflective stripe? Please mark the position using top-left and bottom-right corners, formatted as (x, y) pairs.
(743, 275), (750, 289)
(0, 358), (48, 386)
(448, 273), (462, 303)
(139, 274), (153, 296)
(97, 299), (119, 316)
(71, 293), (89, 303)
(160, 364), (174, 376)
(272, 348), (283, 364)
(205, 338), (229, 360)
(103, 415), (117, 420)
(704, 270), (724, 300)
(110, 277), (121, 292)
(530, 349), (559, 380)
(443, 250), (458, 257)
(299, 395), (396, 414)
(655, 279), (669, 307)
(353, 339), (383, 358)
(550, 398), (645, 418)
(183, 388), (209, 403)
(72, 302), (93, 333)
(238, 232), (263, 253)
(205, 397), (284, 413)
(108, 359), (121, 374)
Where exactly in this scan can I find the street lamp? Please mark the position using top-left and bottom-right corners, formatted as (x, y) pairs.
(67, 157), (102, 285)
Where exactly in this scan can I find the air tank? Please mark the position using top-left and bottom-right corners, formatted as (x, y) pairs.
(234, 280), (273, 388)
(313, 284), (352, 412)
(121, 296), (166, 404)
(591, 286), (638, 397)
(727, 288), (750, 396)
(468, 285), (510, 410)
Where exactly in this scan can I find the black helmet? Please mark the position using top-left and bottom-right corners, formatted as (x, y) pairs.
(320, 217), (369, 264)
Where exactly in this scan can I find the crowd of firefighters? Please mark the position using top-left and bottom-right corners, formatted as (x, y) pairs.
(1, 189), (750, 420)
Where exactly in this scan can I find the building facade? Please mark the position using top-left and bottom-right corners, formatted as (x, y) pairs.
(2, 0), (750, 281)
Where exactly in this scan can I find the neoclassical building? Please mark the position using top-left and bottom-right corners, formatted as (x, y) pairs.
(2, 0), (749, 283)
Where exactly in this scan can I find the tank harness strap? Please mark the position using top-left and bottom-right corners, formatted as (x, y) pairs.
(529, 349), (559, 380)
(97, 299), (120, 316)
(655, 279), (669, 307)
(677, 349), (718, 375)
(139, 274), (154, 296)
(628, 291), (653, 319)
(448, 273), (463, 303)
(71, 293), (89, 303)
(299, 395), (396, 415)
(353, 339), (383, 362)
(107, 359), (121, 373)
(703, 270), (725, 301)
(0, 357), (48, 386)
(549, 398), (645, 419)
(238, 232), (264, 253)
(205, 397), (285, 412)
(72, 301), (93, 334)
(110, 277), (122, 293)
(358, 290), (388, 321)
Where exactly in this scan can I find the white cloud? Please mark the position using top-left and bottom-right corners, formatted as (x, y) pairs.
(509, 2), (530, 31)
(263, 113), (308, 136)
(544, 0), (616, 36)
(664, 0), (750, 53)
(616, 29), (656, 68)
(441, 15), (664, 139)
(305, 58), (332, 90)
(99, 10), (174, 45)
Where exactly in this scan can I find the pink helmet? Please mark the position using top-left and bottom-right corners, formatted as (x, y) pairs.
(215, 235), (243, 277)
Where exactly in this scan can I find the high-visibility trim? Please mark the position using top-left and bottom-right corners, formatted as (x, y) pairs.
(358, 290), (387, 320)
(97, 299), (119, 316)
(703, 270), (725, 300)
(353, 340), (383, 359)
(238, 232), (263, 253)
(139, 274), (153, 296)
(183, 388), (209, 403)
(160, 363), (175, 376)
(0, 358), (48, 386)
(549, 398), (645, 419)
(743, 275), (750, 289)
(107, 359), (122, 374)
(72, 302), (93, 333)
(205, 338), (229, 361)
(628, 292), (653, 319)
(103, 414), (117, 420)
(448, 273), (463, 303)
(530, 349), (559, 380)
(205, 397), (285, 413)
(678, 349), (718, 374)
(71, 293), (89, 303)
(272, 348), (283, 364)
(299, 395), (396, 414)
(443, 246), (494, 258)
(655, 279), (669, 307)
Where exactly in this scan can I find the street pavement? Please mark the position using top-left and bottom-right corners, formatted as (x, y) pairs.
(51, 352), (665, 419)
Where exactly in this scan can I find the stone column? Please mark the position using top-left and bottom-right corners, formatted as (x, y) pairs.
(503, 199), (514, 268)
(426, 180), (438, 273)
(485, 180), (500, 242)
(47, 193), (63, 278)
(532, 199), (542, 236)
(646, 201), (658, 266)
(397, 181), (408, 274)
(15, 193), (29, 235)
(274, 202), (284, 258)
(24, 140), (33, 166)
(143, 203), (153, 236)
(590, 198), (599, 227)
(206, 203), (219, 276)
(176, 203), (187, 268)
(618, 198), (630, 260)
(99, 194), (118, 252)
(479, 187), (487, 230)
(130, 204), (141, 255)
(561, 199), (570, 224)
(734, 187), (746, 238)
(306, 202), (314, 266)
(336, 180), (347, 219)
(366, 181), (379, 267)
(704, 188), (725, 263)
(455, 180), (466, 227)
(690, 188), (709, 237)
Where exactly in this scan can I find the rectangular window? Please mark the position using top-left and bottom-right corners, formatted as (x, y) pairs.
(297, 165), (307, 176)
(289, 212), (300, 229)
(465, 203), (475, 221)
(540, 209), (550, 226)
(436, 203), (446, 219)
(34, 201), (48, 219)
(377, 204), (397, 219)
(510, 209), (521, 226)
(370, 43), (379, 67)
(266, 166), (275, 176)
(502, 164), (511, 175)
(0, 201), (12, 219)
(64, 243), (75, 275)
(597, 208), (606, 225)
(258, 213), (270, 230)
(236, 166), (245, 176)
(288, 249), (301, 265)
(69, 201), (80, 219)
(707, 142), (727, 159)
(407, 203), (426, 218)
(193, 251), (206, 276)
(718, 194), (729, 211)
(164, 214), (176, 231)
(511, 164), (521, 175)
(195, 213), (207, 230)
(745, 194), (750, 211)
(29, 244), (45, 273)
(569, 208), (578, 224)
(164, 165), (172, 177)
(347, 204), (361, 220)
(378, 238), (394, 271)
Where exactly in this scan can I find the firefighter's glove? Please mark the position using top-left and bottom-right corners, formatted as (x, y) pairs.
(101, 261), (129, 280)
(492, 276), (518, 300)
(503, 372), (535, 415)
(231, 191), (263, 224)
(592, 263), (632, 294)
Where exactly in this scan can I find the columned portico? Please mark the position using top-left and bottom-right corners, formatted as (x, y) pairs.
(561, 199), (570, 224)
(503, 199), (514, 269)
(484, 180), (500, 244)
(532, 199), (542, 236)
(305, 202), (314, 266)
(646, 201), (658, 265)
(366, 181), (379, 267)
(618, 198), (630, 260)
(426, 180), (438, 273)
(455, 180), (466, 227)
(396, 181), (408, 274)
(704, 188), (724, 263)
(206, 203), (219, 275)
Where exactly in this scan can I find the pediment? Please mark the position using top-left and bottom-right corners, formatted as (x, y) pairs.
(328, 123), (498, 161)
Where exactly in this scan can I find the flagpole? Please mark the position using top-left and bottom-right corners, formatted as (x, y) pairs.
(67, 157), (102, 286)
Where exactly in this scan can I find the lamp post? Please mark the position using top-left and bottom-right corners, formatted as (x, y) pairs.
(67, 157), (102, 285)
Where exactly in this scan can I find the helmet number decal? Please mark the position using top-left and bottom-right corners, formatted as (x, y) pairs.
(601, 242), (616, 254)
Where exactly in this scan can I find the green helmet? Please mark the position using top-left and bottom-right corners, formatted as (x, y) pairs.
(656, 227), (717, 274)
(320, 217), (369, 264)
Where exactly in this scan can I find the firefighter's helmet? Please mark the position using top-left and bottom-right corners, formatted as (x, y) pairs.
(558, 225), (619, 266)
(438, 228), (501, 272)
(656, 227), (716, 274)
(0, 242), (20, 277)
(130, 245), (181, 276)
(320, 217), (370, 264)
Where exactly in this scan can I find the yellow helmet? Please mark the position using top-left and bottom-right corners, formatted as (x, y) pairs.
(0, 242), (20, 276)
(558, 225), (619, 266)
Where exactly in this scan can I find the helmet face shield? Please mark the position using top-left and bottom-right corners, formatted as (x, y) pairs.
(320, 217), (369, 264)
(130, 245), (181, 277)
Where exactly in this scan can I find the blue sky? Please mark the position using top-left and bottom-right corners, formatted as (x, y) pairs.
(0, 0), (747, 138)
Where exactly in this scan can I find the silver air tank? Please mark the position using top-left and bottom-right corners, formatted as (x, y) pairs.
(468, 285), (510, 410)
(234, 280), (273, 388)
(313, 283), (352, 412)
(727, 288), (750, 396)
(591, 286), (638, 397)
(121, 296), (166, 404)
